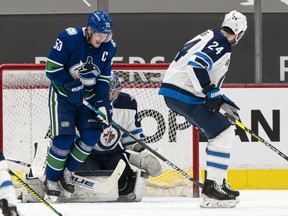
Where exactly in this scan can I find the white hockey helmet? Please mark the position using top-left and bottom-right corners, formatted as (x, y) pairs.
(222, 10), (247, 35)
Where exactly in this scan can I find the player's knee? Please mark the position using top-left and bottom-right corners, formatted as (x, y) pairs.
(52, 135), (75, 150)
(80, 128), (102, 147)
(208, 126), (235, 150)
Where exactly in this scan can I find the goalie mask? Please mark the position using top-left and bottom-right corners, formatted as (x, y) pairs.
(109, 72), (121, 103)
(221, 10), (247, 45)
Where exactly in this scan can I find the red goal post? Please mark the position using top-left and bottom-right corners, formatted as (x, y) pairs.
(0, 63), (200, 197)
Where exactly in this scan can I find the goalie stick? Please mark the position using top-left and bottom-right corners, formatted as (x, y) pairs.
(224, 113), (288, 161)
(7, 158), (31, 168)
(7, 158), (125, 194)
(8, 169), (63, 216)
(72, 159), (125, 194)
(83, 99), (204, 189)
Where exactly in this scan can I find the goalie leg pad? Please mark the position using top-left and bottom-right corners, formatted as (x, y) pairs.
(30, 138), (51, 181)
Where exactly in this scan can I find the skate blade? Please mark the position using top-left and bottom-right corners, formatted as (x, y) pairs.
(62, 189), (73, 199)
(44, 193), (59, 203)
(236, 197), (240, 204)
(200, 196), (237, 208)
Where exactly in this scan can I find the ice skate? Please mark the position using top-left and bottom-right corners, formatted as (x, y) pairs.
(44, 179), (60, 203)
(221, 178), (240, 203)
(200, 179), (238, 208)
(60, 168), (75, 198)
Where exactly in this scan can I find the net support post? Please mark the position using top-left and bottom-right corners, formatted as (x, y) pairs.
(192, 126), (200, 197)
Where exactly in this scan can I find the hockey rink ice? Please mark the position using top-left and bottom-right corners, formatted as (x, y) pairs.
(16, 190), (287, 216)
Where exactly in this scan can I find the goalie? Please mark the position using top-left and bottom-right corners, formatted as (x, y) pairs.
(21, 72), (162, 203)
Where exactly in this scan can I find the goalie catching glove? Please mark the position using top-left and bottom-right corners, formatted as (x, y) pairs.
(128, 150), (162, 177)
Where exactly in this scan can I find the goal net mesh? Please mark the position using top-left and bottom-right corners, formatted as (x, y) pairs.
(0, 64), (199, 197)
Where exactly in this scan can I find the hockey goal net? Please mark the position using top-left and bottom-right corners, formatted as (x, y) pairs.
(0, 63), (200, 197)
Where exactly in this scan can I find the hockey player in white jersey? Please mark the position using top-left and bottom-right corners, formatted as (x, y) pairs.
(21, 73), (162, 203)
(0, 151), (21, 216)
(158, 10), (247, 208)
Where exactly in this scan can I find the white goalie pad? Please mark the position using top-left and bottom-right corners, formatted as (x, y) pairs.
(30, 138), (51, 181)
(21, 159), (148, 203)
(21, 174), (120, 203)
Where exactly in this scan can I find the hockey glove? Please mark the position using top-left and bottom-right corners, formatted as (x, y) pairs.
(96, 100), (112, 126)
(128, 150), (162, 177)
(221, 94), (240, 124)
(203, 84), (223, 113)
(63, 79), (84, 105)
(0, 199), (19, 216)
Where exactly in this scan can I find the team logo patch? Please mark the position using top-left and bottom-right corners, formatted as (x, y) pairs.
(98, 126), (120, 149)
(69, 56), (101, 86)
(61, 121), (70, 127)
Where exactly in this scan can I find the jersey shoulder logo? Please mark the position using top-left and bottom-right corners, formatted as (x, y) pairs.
(65, 27), (78, 35)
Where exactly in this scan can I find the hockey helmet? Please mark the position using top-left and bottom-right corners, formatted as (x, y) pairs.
(87, 11), (113, 42)
(109, 72), (121, 102)
(222, 10), (247, 35)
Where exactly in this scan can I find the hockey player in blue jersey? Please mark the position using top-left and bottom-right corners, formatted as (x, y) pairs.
(0, 151), (20, 216)
(44, 10), (116, 202)
(21, 73), (162, 203)
(158, 10), (247, 208)
(77, 72), (162, 196)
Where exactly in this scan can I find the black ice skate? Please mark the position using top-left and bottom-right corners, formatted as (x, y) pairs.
(60, 168), (75, 198)
(0, 199), (19, 216)
(200, 179), (238, 208)
(221, 178), (240, 203)
(44, 179), (60, 203)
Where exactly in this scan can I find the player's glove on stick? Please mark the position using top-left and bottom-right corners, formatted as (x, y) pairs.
(64, 79), (84, 105)
(96, 100), (112, 126)
(221, 94), (240, 124)
(203, 84), (223, 113)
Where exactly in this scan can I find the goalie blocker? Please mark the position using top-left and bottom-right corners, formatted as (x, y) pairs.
(20, 139), (149, 203)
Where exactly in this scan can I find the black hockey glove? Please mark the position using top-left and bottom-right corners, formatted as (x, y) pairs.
(221, 94), (240, 124)
(0, 199), (19, 216)
(63, 79), (84, 105)
(203, 84), (223, 113)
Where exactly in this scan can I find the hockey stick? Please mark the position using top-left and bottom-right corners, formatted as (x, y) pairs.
(83, 100), (204, 188)
(7, 158), (31, 168)
(8, 169), (63, 216)
(224, 113), (288, 161)
(7, 158), (125, 194)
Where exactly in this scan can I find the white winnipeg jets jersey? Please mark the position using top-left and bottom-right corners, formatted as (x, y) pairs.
(92, 92), (143, 154)
(159, 29), (232, 104)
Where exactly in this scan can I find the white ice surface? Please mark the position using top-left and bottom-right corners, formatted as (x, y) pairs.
(16, 190), (288, 216)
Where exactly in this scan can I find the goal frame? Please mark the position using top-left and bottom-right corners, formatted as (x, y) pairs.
(0, 63), (200, 197)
